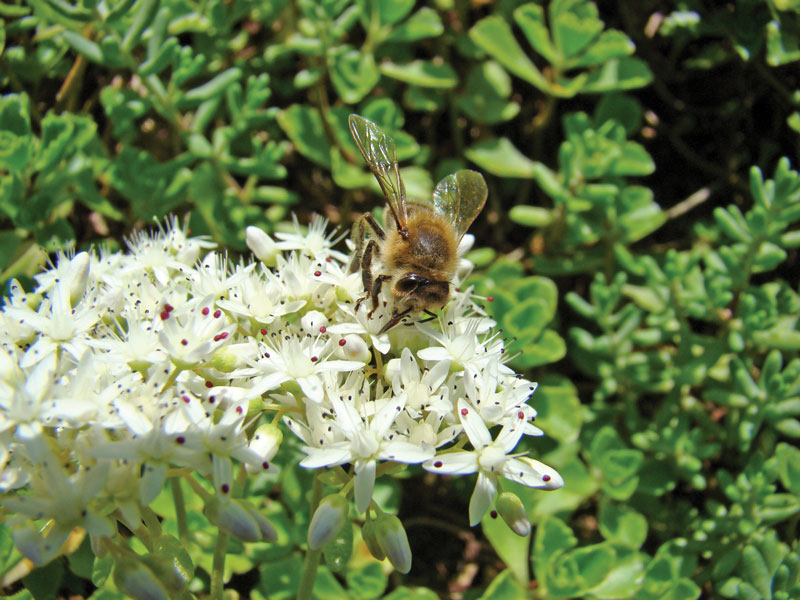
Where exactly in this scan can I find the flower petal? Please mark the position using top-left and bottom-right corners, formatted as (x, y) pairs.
(354, 459), (376, 513)
(423, 451), (478, 475)
(468, 471), (497, 526)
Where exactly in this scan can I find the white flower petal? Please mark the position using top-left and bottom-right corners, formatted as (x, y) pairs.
(503, 458), (564, 490)
(354, 459), (376, 513)
(423, 451), (478, 475)
(300, 445), (353, 469)
(379, 440), (434, 464)
(458, 399), (492, 448)
(469, 472), (497, 526)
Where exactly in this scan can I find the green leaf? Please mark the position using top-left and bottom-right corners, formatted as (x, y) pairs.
(455, 61), (520, 125)
(121, 0), (159, 52)
(775, 442), (800, 493)
(550, 0), (604, 59)
(182, 68), (243, 104)
(509, 205), (554, 227)
(598, 503), (647, 548)
(61, 30), (103, 63)
(570, 543), (617, 589)
(312, 566), (347, 600)
(478, 569), (527, 599)
(590, 547), (648, 599)
(329, 47), (379, 103)
(465, 138), (536, 178)
(534, 377), (583, 443)
(258, 554), (303, 597)
(138, 36), (179, 76)
(42, 0), (92, 21)
(345, 561), (387, 599)
(533, 516), (577, 573)
(469, 16), (550, 93)
(376, 0), (414, 26)
(512, 329), (567, 368)
(582, 56), (654, 92)
(571, 29), (634, 68)
(323, 522), (353, 574)
(740, 544), (772, 599)
(379, 60), (458, 88)
(385, 7), (443, 42)
(383, 586), (439, 600)
(277, 104), (331, 168)
(514, 3), (556, 63)
(482, 512), (530, 585)
(766, 19), (800, 66)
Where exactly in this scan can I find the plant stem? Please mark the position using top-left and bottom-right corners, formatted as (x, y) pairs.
(210, 529), (229, 600)
(171, 477), (189, 547)
(296, 474), (324, 600)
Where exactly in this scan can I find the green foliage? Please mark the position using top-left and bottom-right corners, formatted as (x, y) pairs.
(2, 0), (800, 598)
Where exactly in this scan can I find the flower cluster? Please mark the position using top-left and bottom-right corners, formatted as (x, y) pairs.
(0, 216), (561, 570)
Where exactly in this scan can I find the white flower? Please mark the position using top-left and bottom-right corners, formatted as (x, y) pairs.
(236, 334), (365, 403)
(385, 348), (450, 415)
(5, 279), (104, 368)
(158, 297), (237, 367)
(423, 399), (561, 526)
(0, 213), (562, 562)
(299, 393), (434, 513)
(275, 214), (348, 263)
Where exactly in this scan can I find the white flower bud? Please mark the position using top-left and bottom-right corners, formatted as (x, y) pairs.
(246, 423), (283, 473)
(205, 497), (262, 543)
(361, 518), (385, 561)
(210, 342), (257, 371)
(336, 334), (371, 363)
(246, 226), (279, 266)
(301, 310), (329, 335)
(374, 513), (412, 574)
(307, 494), (348, 550)
(67, 252), (90, 305)
(113, 557), (170, 600)
(495, 492), (531, 537)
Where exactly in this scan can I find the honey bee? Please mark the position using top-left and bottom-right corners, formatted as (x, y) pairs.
(348, 114), (488, 333)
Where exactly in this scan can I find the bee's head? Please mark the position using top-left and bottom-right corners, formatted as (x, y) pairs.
(392, 273), (449, 311)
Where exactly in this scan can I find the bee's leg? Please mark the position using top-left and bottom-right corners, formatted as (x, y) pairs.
(379, 306), (413, 334)
(368, 274), (391, 317)
(418, 309), (438, 323)
(363, 213), (385, 239)
(354, 238), (379, 313)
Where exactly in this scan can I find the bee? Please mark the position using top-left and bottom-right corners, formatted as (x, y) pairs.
(348, 114), (488, 333)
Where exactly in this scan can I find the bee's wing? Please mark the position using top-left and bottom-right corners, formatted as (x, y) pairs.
(348, 114), (408, 232)
(431, 170), (488, 241)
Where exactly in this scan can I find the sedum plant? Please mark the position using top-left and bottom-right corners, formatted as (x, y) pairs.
(0, 213), (562, 598)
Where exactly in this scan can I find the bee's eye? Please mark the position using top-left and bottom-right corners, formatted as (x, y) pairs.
(396, 274), (428, 293)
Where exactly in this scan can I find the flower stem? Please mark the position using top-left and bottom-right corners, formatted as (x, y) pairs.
(210, 529), (229, 600)
(171, 477), (189, 547)
(296, 474), (324, 600)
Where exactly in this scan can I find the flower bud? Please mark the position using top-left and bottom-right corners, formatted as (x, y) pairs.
(360, 518), (385, 561)
(495, 492), (531, 537)
(301, 310), (329, 335)
(204, 497), (262, 543)
(67, 252), (90, 306)
(246, 423), (283, 473)
(113, 556), (170, 600)
(336, 334), (371, 363)
(246, 226), (279, 266)
(144, 535), (194, 594)
(240, 502), (278, 543)
(308, 494), (349, 550)
(210, 342), (258, 371)
(374, 513), (412, 574)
